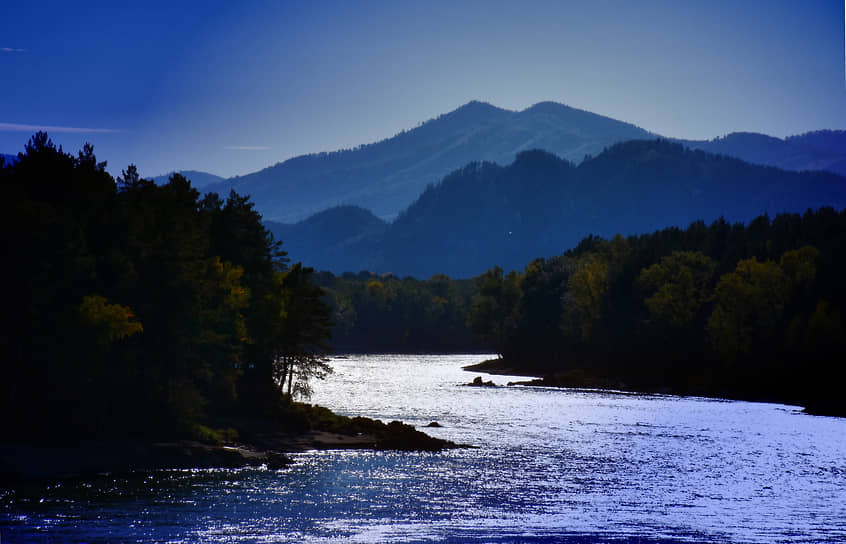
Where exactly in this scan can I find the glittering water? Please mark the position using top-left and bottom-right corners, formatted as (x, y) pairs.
(2, 354), (845, 543)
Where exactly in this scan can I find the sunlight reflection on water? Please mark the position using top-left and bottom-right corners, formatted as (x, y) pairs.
(2, 354), (845, 543)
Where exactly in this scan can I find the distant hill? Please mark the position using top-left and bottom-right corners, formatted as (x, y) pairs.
(264, 206), (387, 272)
(277, 140), (846, 278)
(198, 102), (846, 224)
(205, 101), (653, 222)
(151, 170), (224, 189)
(787, 129), (846, 155)
(680, 130), (846, 178)
(1, 153), (16, 165)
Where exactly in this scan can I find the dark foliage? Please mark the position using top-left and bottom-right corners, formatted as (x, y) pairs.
(1, 134), (333, 442)
(312, 271), (481, 353)
(150, 170), (224, 188)
(467, 208), (846, 415)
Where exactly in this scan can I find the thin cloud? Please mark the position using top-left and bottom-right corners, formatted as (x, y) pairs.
(225, 146), (269, 150)
(1, 47), (27, 52)
(0, 122), (119, 134)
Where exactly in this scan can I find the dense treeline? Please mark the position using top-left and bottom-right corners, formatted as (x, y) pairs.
(313, 272), (481, 353)
(467, 208), (846, 415)
(1, 134), (332, 442)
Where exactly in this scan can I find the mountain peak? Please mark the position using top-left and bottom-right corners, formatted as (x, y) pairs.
(522, 101), (575, 114)
(714, 132), (783, 143)
(440, 100), (511, 123)
(456, 100), (502, 112)
(299, 205), (386, 228)
(202, 100), (659, 221)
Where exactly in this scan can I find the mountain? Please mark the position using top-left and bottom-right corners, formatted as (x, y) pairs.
(198, 102), (846, 224)
(151, 170), (224, 188)
(264, 206), (387, 273)
(787, 130), (846, 155)
(680, 130), (846, 178)
(204, 101), (653, 222)
(276, 140), (846, 278)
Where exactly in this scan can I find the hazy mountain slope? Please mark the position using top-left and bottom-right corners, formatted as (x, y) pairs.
(381, 150), (579, 278)
(285, 140), (846, 278)
(191, 103), (843, 224)
(150, 170), (224, 188)
(680, 130), (846, 178)
(786, 130), (846, 155)
(205, 101), (653, 222)
(264, 206), (388, 272)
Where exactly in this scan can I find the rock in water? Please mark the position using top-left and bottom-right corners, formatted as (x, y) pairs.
(466, 376), (496, 387)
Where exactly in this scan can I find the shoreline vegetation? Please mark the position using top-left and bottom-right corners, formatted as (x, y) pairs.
(462, 359), (816, 406)
(1, 403), (462, 482)
(461, 208), (846, 419)
(0, 135), (458, 484)
(4, 131), (846, 483)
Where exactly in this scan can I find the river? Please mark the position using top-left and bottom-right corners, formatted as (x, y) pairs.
(2, 354), (845, 543)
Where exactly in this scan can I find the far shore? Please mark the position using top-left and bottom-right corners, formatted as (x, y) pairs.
(462, 358), (543, 378)
(463, 358), (843, 418)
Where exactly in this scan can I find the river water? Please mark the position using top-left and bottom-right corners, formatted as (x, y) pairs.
(2, 354), (845, 543)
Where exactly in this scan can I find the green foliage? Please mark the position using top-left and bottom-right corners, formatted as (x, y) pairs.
(466, 208), (846, 413)
(467, 267), (521, 357)
(273, 264), (334, 401)
(637, 251), (717, 328)
(314, 271), (478, 353)
(188, 424), (240, 445)
(562, 256), (609, 342)
(1, 134), (332, 441)
(290, 403), (352, 433)
(779, 245), (819, 294)
(78, 294), (144, 345)
(707, 258), (789, 358)
(787, 299), (844, 351)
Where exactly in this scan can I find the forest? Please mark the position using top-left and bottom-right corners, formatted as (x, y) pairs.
(4, 131), (845, 446)
(313, 271), (480, 353)
(1, 133), (333, 443)
(465, 209), (846, 416)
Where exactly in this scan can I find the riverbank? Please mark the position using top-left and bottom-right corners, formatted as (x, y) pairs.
(0, 404), (463, 483)
(464, 359), (647, 391)
(464, 358), (844, 417)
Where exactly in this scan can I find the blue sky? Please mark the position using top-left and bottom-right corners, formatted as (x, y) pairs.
(2, 0), (844, 178)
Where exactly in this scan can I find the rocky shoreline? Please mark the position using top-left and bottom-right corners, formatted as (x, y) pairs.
(462, 359), (543, 379)
(1, 408), (465, 483)
(464, 359), (640, 391)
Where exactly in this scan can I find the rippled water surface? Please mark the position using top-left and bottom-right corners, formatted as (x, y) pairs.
(3, 354), (845, 543)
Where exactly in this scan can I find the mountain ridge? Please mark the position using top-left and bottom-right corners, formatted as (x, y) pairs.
(677, 130), (846, 178)
(201, 101), (845, 224)
(207, 100), (654, 221)
(265, 205), (387, 273)
(266, 139), (846, 278)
